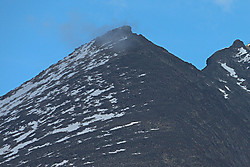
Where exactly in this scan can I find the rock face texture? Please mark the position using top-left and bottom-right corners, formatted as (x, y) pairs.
(0, 26), (249, 167)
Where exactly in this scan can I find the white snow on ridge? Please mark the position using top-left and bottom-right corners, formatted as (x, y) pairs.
(0, 63), (72, 114)
(73, 40), (96, 61)
(0, 82), (34, 116)
(0, 39), (119, 118)
(0, 38), (126, 164)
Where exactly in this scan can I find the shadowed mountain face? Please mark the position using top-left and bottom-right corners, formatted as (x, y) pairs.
(0, 26), (249, 167)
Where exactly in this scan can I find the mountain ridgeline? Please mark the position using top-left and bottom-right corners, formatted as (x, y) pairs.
(0, 26), (249, 166)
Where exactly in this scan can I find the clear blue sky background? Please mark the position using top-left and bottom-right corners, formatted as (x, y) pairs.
(0, 0), (249, 96)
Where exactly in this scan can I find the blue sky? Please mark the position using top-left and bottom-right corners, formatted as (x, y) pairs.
(0, 0), (249, 96)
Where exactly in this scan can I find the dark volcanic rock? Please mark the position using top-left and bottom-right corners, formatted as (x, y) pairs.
(0, 26), (249, 167)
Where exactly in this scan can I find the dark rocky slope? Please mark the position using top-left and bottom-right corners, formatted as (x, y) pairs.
(0, 26), (249, 166)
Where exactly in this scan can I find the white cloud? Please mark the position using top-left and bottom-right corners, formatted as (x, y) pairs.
(213, 0), (234, 10)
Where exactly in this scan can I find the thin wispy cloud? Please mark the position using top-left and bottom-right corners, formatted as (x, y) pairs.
(213, 0), (234, 10)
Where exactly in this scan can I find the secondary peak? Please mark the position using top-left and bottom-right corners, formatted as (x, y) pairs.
(231, 39), (245, 48)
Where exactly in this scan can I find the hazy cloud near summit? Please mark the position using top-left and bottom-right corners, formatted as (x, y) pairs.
(59, 19), (111, 47)
(59, 12), (134, 47)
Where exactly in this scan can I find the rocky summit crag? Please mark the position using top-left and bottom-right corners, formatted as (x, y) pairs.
(0, 26), (249, 167)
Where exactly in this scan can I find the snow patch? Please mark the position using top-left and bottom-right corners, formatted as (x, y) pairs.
(55, 136), (70, 143)
(220, 62), (249, 92)
(138, 73), (146, 77)
(76, 127), (96, 136)
(0, 145), (10, 156)
(218, 79), (227, 83)
(28, 143), (51, 151)
(225, 86), (231, 91)
(52, 160), (69, 167)
(15, 121), (38, 143)
(5, 138), (38, 159)
(237, 47), (247, 56)
(110, 121), (140, 131)
(102, 144), (113, 148)
(51, 122), (81, 134)
(119, 36), (128, 41)
(235, 47), (250, 63)
(220, 63), (238, 78)
(108, 149), (126, 154)
(116, 140), (126, 145)
(218, 88), (229, 99)
(83, 161), (94, 165)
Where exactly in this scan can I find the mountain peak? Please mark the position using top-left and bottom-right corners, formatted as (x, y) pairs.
(95, 25), (133, 45)
(0, 27), (249, 167)
(111, 25), (132, 34)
